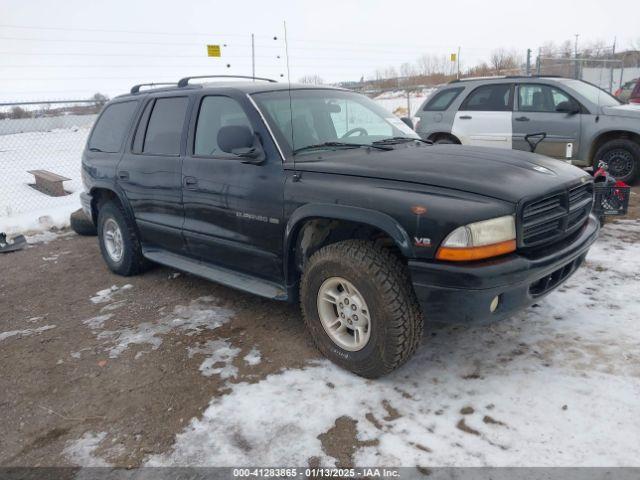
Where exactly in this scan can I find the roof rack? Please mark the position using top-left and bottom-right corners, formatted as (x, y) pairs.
(177, 75), (277, 88)
(130, 82), (177, 94)
(449, 74), (568, 84)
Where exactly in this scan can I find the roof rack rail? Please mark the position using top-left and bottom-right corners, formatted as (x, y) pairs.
(130, 82), (177, 94)
(177, 75), (277, 88)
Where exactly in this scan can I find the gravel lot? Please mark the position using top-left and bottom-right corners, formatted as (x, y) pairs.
(1, 189), (638, 469)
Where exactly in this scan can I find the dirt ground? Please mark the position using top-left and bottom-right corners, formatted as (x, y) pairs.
(0, 186), (638, 468)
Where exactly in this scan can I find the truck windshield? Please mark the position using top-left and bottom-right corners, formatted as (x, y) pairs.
(251, 89), (419, 155)
(561, 79), (622, 107)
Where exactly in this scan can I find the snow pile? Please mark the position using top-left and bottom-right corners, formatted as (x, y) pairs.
(148, 219), (640, 467)
(0, 126), (89, 235)
(243, 347), (262, 366)
(373, 88), (436, 117)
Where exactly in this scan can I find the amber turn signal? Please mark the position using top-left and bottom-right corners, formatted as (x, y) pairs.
(436, 239), (516, 262)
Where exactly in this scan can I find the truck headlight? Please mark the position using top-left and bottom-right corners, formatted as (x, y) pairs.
(436, 215), (516, 261)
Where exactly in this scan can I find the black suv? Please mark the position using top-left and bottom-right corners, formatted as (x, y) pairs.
(81, 75), (599, 378)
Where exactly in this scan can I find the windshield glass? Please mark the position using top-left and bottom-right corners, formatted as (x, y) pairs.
(561, 79), (622, 107)
(251, 89), (419, 155)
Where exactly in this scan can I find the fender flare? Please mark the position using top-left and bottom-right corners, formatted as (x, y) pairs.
(284, 203), (414, 283)
(89, 181), (136, 223)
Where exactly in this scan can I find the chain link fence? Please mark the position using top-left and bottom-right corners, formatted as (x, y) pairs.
(0, 100), (100, 233)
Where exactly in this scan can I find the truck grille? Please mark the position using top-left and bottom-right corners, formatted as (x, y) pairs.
(520, 182), (593, 248)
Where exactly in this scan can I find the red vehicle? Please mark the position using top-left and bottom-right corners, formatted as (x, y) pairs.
(630, 79), (640, 104)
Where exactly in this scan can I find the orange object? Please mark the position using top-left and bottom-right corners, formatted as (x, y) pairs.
(436, 239), (516, 261)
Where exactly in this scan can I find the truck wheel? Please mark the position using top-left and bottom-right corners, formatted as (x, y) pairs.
(595, 139), (639, 184)
(97, 201), (149, 276)
(70, 208), (97, 236)
(300, 240), (424, 378)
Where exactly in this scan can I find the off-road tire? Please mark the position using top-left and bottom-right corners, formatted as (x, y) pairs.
(594, 138), (640, 184)
(97, 201), (149, 276)
(300, 240), (424, 378)
(70, 208), (97, 236)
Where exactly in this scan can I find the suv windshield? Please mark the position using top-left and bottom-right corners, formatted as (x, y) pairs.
(251, 89), (419, 155)
(561, 79), (622, 107)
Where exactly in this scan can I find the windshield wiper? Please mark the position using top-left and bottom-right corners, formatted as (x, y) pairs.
(293, 141), (393, 155)
(372, 137), (433, 145)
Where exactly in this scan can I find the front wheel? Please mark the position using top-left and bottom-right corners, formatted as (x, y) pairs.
(300, 240), (424, 378)
(595, 139), (639, 184)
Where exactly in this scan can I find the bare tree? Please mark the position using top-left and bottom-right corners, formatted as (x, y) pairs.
(490, 48), (521, 73)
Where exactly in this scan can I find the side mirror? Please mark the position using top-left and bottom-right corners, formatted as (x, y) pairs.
(556, 101), (580, 115)
(217, 125), (264, 162)
(400, 117), (414, 130)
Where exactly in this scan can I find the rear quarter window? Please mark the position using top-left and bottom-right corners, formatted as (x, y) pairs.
(88, 101), (138, 153)
(422, 87), (464, 111)
(142, 97), (189, 156)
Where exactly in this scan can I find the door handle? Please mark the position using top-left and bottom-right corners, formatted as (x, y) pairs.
(183, 176), (198, 188)
(117, 171), (129, 180)
(459, 115), (472, 120)
(515, 116), (530, 121)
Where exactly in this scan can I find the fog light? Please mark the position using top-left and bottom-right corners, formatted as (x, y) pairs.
(489, 295), (500, 313)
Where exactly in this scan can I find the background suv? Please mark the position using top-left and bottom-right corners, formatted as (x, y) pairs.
(414, 76), (640, 183)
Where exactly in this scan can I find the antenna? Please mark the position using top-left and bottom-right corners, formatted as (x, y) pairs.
(284, 20), (295, 164)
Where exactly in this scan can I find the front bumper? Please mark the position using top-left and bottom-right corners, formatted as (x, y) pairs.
(409, 214), (600, 324)
(80, 191), (93, 221)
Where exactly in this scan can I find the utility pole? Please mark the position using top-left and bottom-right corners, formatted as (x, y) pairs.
(609, 37), (616, 93)
(251, 33), (255, 81)
(457, 46), (461, 79)
(526, 48), (532, 76)
(574, 33), (580, 79)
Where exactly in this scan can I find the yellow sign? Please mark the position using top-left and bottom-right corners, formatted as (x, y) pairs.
(450, 53), (457, 62)
(207, 45), (221, 57)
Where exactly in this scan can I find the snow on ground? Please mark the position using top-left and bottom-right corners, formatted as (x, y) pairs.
(83, 295), (235, 360)
(63, 432), (111, 467)
(189, 339), (241, 379)
(90, 284), (133, 304)
(373, 88), (436, 118)
(147, 219), (640, 467)
(0, 126), (88, 235)
(0, 325), (56, 342)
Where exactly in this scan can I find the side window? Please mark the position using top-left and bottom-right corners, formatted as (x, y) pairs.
(460, 84), (512, 112)
(194, 96), (252, 156)
(88, 101), (138, 153)
(142, 97), (189, 156)
(422, 88), (464, 111)
(518, 84), (573, 112)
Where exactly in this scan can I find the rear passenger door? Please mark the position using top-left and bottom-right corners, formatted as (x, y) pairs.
(117, 95), (191, 252)
(452, 83), (514, 148)
(181, 93), (285, 282)
(512, 83), (582, 160)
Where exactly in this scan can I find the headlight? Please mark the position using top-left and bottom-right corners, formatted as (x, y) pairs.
(436, 215), (516, 261)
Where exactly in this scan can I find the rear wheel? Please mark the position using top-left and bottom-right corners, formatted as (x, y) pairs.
(595, 139), (639, 184)
(300, 240), (424, 378)
(97, 201), (149, 276)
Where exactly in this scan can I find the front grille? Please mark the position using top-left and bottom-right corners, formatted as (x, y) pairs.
(520, 182), (593, 248)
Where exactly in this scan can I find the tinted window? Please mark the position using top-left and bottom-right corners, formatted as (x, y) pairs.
(194, 96), (252, 156)
(88, 101), (138, 153)
(460, 84), (512, 111)
(143, 97), (188, 155)
(132, 100), (154, 153)
(518, 84), (572, 112)
(423, 88), (463, 111)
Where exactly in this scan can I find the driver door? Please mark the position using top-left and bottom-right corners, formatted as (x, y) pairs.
(512, 83), (582, 160)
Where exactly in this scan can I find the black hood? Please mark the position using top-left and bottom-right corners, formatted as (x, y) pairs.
(292, 144), (591, 203)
